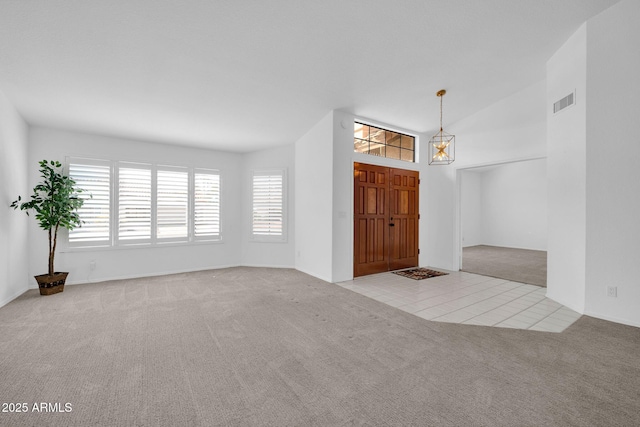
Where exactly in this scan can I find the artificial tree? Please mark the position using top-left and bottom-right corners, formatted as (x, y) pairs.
(11, 160), (86, 294)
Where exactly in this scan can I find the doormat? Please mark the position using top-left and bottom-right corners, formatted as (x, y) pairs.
(393, 268), (448, 280)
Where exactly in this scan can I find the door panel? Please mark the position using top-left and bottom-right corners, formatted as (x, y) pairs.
(354, 163), (389, 276)
(389, 168), (420, 271)
(354, 163), (419, 277)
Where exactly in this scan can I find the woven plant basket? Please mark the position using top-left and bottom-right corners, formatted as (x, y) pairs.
(34, 272), (68, 296)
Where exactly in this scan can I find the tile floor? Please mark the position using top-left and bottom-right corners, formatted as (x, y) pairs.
(336, 268), (581, 333)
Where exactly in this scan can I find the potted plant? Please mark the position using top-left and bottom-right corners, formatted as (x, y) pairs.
(11, 160), (86, 295)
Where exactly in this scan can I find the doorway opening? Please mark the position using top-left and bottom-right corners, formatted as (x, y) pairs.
(457, 158), (548, 286)
(353, 162), (419, 277)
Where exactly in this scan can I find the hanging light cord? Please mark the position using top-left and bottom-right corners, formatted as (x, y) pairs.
(439, 94), (443, 132)
(436, 89), (446, 132)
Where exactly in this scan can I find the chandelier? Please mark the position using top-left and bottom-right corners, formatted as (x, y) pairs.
(428, 89), (455, 165)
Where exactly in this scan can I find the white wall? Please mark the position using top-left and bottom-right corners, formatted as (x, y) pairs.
(584, 0), (640, 326)
(545, 24), (587, 313)
(451, 81), (547, 168)
(28, 127), (244, 284)
(331, 111), (355, 282)
(426, 164), (457, 270)
(294, 111), (334, 282)
(241, 144), (295, 268)
(463, 159), (547, 251)
(0, 89), (29, 306)
(460, 170), (483, 247)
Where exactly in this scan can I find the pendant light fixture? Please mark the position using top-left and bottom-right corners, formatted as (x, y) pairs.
(428, 89), (455, 165)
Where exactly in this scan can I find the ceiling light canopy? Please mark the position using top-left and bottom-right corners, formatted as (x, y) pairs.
(429, 89), (455, 165)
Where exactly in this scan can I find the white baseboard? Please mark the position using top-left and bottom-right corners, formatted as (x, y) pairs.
(241, 264), (296, 270)
(293, 266), (332, 283)
(544, 290), (585, 314)
(583, 310), (640, 328)
(0, 287), (30, 309)
(545, 291), (640, 328)
(62, 264), (299, 286)
(7, 264), (329, 307)
(62, 264), (243, 285)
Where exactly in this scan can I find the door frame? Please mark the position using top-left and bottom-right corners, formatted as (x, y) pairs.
(455, 156), (547, 272)
(353, 162), (420, 277)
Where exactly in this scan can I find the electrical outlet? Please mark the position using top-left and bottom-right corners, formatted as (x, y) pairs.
(89, 260), (96, 271)
(607, 286), (617, 297)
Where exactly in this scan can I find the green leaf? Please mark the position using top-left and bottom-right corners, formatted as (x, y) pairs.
(10, 160), (88, 272)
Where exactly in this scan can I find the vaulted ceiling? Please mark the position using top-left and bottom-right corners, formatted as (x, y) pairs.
(0, 0), (621, 152)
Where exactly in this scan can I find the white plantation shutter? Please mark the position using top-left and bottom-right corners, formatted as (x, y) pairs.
(66, 159), (224, 247)
(118, 164), (152, 242)
(194, 171), (220, 239)
(68, 159), (111, 246)
(251, 170), (285, 240)
(157, 168), (188, 240)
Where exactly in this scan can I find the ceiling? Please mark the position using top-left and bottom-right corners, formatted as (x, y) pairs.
(0, 0), (621, 152)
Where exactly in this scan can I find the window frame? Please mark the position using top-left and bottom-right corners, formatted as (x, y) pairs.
(116, 161), (153, 246)
(156, 165), (190, 243)
(353, 121), (416, 163)
(250, 168), (287, 243)
(67, 157), (113, 248)
(193, 168), (222, 242)
(65, 157), (222, 250)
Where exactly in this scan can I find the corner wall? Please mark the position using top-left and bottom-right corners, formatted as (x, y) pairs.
(294, 111), (334, 282)
(0, 89), (29, 306)
(545, 24), (587, 313)
(331, 111), (355, 282)
(584, 0), (640, 326)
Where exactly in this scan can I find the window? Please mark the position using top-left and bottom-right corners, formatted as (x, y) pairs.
(118, 164), (152, 243)
(251, 169), (286, 241)
(194, 171), (220, 239)
(68, 159), (111, 246)
(354, 122), (415, 162)
(157, 168), (189, 240)
(67, 158), (221, 248)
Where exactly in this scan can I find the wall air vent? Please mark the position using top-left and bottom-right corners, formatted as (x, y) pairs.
(553, 91), (575, 114)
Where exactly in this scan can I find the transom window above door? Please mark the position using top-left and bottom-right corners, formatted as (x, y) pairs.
(354, 122), (415, 163)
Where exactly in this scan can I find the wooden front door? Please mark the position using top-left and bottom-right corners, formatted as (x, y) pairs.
(389, 167), (420, 271)
(354, 163), (419, 277)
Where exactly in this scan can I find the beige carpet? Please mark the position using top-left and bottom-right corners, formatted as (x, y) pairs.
(462, 244), (547, 287)
(1, 267), (639, 426)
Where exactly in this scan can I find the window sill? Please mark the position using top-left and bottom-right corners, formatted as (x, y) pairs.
(249, 237), (288, 244)
(60, 239), (224, 253)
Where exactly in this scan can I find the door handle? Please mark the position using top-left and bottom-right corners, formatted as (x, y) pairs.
(389, 223), (395, 227)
